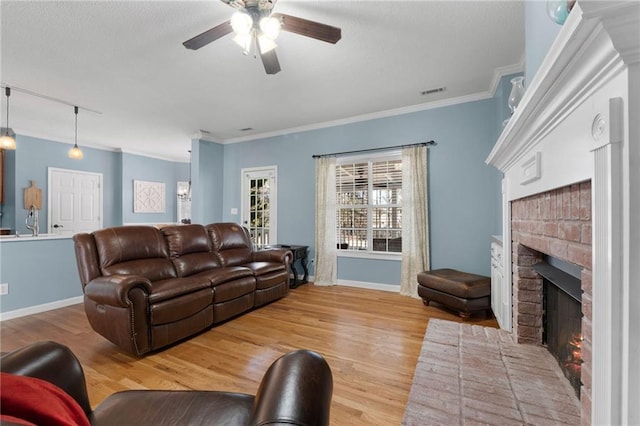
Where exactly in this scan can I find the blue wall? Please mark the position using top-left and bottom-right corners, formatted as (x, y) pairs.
(9, 135), (122, 234)
(122, 152), (187, 224)
(218, 96), (504, 284)
(525, 0), (563, 86)
(0, 238), (79, 312)
(192, 139), (224, 225)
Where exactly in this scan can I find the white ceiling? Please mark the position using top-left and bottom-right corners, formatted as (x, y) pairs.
(1, 1), (524, 162)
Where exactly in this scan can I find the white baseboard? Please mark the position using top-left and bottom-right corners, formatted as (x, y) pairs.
(336, 279), (400, 293)
(0, 296), (83, 321)
(306, 274), (400, 292)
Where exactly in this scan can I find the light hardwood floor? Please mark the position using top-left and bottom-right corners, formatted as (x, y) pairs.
(1, 284), (498, 425)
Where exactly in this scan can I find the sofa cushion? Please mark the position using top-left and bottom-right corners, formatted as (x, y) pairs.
(101, 259), (177, 282)
(148, 276), (212, 304)
(255, 270), (289, 290)
(162, 225), (222, 277)
(243, 261), (286, 276)
(94, 226), (176, 282)
(213, 276), (256, 303)
(193, 266), (254, 286)
(90, 390), (254, 426)
(207, 223), (253, 266)
(150, 288), (213, 325)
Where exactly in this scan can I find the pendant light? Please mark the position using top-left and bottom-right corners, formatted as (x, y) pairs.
(0, 87), (16, 150)
(68, 106), (83, 159)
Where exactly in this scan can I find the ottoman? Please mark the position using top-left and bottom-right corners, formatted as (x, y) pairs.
(417, 268), (492, 319)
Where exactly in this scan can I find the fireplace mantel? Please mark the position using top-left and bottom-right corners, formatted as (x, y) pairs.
(485, 1), (639, 425)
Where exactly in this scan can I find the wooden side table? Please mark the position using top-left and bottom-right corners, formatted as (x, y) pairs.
(266, 244), (308, 288)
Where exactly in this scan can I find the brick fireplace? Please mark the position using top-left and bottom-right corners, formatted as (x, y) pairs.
(511, 181), (592, 424)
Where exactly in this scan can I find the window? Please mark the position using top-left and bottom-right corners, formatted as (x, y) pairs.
(336, 153), (402, 254)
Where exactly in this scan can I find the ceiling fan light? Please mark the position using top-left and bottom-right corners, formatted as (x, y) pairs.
(259, 16), (281, 40)
(231, 11), (253, 35)
(0, 134), (16, 150)
(257, 35), (277, 54)
(233, 33), (253, 55)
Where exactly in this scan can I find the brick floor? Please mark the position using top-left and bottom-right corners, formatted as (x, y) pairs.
(402, 319), (581, 425)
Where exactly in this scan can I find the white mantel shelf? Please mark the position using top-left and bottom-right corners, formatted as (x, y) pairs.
(484, 1), (639, 425)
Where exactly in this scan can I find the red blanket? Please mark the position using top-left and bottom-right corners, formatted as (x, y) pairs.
(0, 372), (90, 426)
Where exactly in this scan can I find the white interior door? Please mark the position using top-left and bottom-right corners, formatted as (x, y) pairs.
(48, 167), (103, 235)
(242, 166), (277, 247)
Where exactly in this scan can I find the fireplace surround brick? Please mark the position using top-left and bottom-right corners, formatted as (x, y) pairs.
(511, 181), (592, 425)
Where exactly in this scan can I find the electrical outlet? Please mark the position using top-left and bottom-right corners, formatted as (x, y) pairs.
(0, 283), (8, 295)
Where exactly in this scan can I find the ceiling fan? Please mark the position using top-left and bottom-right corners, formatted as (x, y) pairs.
(182, 0), (341, 75)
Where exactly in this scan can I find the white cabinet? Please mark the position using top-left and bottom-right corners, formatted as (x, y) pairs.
(491, 236), (507, 329)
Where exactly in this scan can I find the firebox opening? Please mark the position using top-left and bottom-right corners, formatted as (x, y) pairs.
(534, 257), (583, 399)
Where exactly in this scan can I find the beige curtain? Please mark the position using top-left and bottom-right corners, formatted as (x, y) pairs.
(400, 145), (430, 297)
(314, 156), (337, 286)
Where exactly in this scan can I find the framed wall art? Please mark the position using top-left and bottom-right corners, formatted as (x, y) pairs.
(134, 180), (165, 213)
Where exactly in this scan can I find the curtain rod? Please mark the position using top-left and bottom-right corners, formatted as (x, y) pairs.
(0, 84), (102, 115)
(312, 140), (435, 159)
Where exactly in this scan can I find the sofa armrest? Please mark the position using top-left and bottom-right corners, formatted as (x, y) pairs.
(84, 275), (152, 307)
(253, 248), (292, 265)
(250, 350), (333, 426)
(0, 341), (92, 416)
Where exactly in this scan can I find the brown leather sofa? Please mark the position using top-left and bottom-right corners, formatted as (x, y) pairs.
(73, 223), (292, 355)
(0, 341), (333, 426)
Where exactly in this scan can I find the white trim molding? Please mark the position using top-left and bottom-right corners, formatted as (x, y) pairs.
(0, 296), (83, 322)
(336, 280), (399, 293)
(486, 1), (639, 424)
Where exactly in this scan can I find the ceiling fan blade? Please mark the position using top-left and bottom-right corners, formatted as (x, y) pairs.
(219, 0), (245, 9)
(183, 21), (233, 50)
(260, 48), (281, 75)
(272, 13), (341, 44)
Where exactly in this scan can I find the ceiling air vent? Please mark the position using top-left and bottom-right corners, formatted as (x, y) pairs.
(420, 87), (446, 96)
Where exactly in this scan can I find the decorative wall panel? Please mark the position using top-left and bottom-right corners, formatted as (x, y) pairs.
(134, 180), (165, 213)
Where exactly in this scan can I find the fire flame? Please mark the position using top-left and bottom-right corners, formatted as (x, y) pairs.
(563, 334), (583, 375)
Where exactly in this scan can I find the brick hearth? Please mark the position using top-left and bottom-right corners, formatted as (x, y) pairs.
(402, 319), (581, 425)
(511, 181), (592, 425)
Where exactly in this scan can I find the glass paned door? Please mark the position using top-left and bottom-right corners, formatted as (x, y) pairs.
(242, 167), (277, 247)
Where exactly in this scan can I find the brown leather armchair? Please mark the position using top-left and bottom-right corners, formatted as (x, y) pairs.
(1, 341), (333, 426)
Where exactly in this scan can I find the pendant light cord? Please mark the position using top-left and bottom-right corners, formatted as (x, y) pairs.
(74, 106), (78, 146)
(4, 87), (10, 136)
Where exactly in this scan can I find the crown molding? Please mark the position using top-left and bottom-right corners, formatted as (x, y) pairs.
(488, 55), (525, 97)
(191, 131), (220, 143)
(222, 60), (524, 145)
